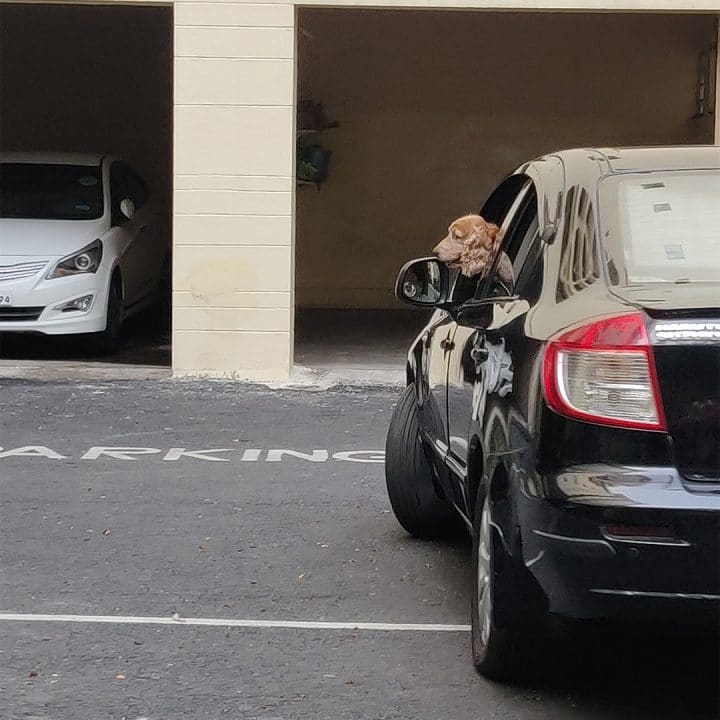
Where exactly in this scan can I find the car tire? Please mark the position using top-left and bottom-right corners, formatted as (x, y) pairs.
(92, 276), (123, 356)
(385, 385), (461, 539)
(471, 492), (548, 682)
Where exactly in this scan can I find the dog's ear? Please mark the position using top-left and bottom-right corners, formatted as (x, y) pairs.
(470, 221), (485, 239)
(468, 219), (495, 250)
(460, 254), (487, 278)
(470, 218), (501, 248)
(486, 222), (504, 249)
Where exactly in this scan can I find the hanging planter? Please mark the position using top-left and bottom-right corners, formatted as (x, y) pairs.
(296, 97), (338, 187)
(297, 142), (332, 184)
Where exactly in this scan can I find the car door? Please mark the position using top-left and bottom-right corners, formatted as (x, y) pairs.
(418, 271), (482, 465)
(125, 165), (165, 291)
(446, 179), (541, 499)
(111, 162), (154, 308)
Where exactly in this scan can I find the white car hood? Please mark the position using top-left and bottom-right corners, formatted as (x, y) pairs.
(0, 217), (108, 259)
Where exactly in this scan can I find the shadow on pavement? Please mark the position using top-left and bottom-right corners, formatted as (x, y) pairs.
(0, 307), (170, 367)
(411, 531), (719, 718)
(493, 616), (719, 719)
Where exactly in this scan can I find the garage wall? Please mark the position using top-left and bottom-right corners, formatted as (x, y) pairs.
(0, 4), (173, 210)
(296, 10), (717, 310)
(172, 2), (295, 378)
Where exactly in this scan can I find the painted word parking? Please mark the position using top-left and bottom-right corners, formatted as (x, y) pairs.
(0, 445), (385, 463)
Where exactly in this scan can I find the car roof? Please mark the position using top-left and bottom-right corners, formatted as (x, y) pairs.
(0, 152), (106, 166)
(536, 145), (720, 177)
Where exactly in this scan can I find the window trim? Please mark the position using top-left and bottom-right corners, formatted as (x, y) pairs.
(476, 183), (538, 300)
(449, 177), (539, 304)
(512, 221), (544, 303)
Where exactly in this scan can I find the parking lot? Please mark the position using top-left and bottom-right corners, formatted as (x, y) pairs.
(1, 379), (718, 719)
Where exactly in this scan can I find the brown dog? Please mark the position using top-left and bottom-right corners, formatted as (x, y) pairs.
(433, 214), (513, 285)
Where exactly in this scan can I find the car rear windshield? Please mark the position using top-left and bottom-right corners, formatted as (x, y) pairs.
(598, 169), (720, 285)
(0, 163), (104, 220)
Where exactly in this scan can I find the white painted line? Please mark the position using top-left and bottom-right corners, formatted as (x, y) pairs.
(0, 613), (470, 633)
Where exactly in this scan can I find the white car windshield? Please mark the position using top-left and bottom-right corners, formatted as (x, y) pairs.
(0, 163), (104, 221)
(599, 169), (720, 285)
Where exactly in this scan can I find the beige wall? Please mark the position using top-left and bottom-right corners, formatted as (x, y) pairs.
(716, 19), (720, 142)
(0, 4), (173, 207)
(172, 1), (296, 378)
(296, 10), (717, 310)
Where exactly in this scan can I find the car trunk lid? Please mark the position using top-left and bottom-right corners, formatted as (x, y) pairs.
(611, 284), (720, 480)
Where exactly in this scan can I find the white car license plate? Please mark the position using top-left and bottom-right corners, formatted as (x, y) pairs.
(0, 294), (12, 306)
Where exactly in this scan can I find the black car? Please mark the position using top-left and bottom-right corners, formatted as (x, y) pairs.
(385, 146), (720, 681)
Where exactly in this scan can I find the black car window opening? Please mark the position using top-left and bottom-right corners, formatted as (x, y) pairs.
(450, 179), (536, 305)
(0, 163), (104, 220)
(513, 221), (543, 303)
(480, 174), (533, 226)
(450, 269), (481, 305)
(479, 189), (539, 300)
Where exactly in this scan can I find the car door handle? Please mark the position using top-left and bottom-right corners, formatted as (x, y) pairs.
(139, 225), (148, 232)
(471, 346), (489, 364)
(440, 338), (455, 352)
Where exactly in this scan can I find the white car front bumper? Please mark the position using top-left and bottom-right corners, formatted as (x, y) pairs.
(0, 258), (110, 335)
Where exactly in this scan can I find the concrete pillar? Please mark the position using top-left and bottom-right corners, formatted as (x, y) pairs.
(716, 18), (720, 142)
(172, 2), (296, 380)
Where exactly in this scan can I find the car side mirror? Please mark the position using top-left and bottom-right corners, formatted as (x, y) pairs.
(120, 198), (136, 221)
(395, 257), (450, 308)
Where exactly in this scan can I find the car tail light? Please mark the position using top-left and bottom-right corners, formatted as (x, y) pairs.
(543, 312), (666, 431)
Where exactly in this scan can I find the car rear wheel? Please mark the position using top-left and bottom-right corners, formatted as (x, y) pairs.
(471, 492), (548, 682)
(385, 385), (460, 539)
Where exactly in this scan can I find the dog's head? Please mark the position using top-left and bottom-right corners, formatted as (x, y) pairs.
(433, 215), (504, 278)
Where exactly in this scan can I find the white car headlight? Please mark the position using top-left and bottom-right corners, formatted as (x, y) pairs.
(53, 294), (94, 313)
(46, 240), (103, 279)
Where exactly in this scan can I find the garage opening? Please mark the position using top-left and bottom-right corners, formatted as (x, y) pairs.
(0, 3), (173, 371)
(294, 9), (717, 382)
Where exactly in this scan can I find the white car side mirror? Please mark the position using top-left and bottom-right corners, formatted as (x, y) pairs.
(120, 198), (136, 221)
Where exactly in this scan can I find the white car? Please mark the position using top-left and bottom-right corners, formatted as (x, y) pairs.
(0, 153), (169, 352)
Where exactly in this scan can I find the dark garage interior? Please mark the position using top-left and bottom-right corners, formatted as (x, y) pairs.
(292, 9), (717, 382)
(0, 3), (173, 368)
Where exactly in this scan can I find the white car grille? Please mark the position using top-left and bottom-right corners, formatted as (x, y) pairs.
(0, 261), (48, 282)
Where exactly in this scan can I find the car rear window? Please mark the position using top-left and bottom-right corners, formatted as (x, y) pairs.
(0, 163), (104, 220)
(598, 169), (720, 285)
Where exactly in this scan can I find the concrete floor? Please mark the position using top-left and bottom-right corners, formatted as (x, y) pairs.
(0, 307), (427, 385)
(294, 308), (429, 386)
(0, 310), (171, 381)
(3, 380), (718, 719)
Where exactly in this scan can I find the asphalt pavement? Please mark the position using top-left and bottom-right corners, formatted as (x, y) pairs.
(1, 379), (718, 719)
